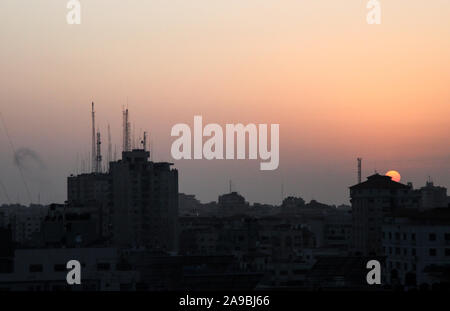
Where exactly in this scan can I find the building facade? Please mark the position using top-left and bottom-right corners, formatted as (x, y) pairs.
(382, 209), (450, 287)
(350, 174), (415, 256)
(109, 150), (178, 251)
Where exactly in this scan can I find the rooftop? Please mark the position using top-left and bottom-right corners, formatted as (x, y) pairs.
(349, 173), (410, 190)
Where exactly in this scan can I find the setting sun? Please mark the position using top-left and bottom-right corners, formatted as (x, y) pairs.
(386, 170), (401, 183)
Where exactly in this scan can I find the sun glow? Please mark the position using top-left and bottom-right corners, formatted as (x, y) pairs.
(385, 170), (401, 183)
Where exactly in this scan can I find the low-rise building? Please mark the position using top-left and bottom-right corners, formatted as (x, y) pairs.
(0, 248), (139, 291)
(382, 208), (450, 287)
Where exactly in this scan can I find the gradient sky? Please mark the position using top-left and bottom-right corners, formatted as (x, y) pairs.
(0, 0), (449, 206)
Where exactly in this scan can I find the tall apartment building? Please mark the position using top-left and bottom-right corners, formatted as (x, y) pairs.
(67, 149), (179, 252)
(109, 150), (178, 251)
(67, 173), (111, 238)
(350, 174), (416, 256)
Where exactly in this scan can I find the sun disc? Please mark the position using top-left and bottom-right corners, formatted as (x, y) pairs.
(385, 170), (401, 182)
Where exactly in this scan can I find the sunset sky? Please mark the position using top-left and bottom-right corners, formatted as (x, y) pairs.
(0, 0), (449, 205)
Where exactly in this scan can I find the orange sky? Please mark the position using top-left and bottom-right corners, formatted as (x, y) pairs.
(0, 0), (449, 205)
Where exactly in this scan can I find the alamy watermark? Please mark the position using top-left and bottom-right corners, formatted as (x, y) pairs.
(67, 0), (81, 25)
(65, 2), (380, 26)
(366, 260), (381, 285)
(170, 116), (279, 171)
(66, 260), (81, 285)
(366, 0), (381, 25)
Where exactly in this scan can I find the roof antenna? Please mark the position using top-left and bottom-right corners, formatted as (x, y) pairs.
(142, 131), (147, 151)
(107, 124), (112, 169)
(357, 157), (362, 184)
(96, 130), (102, 173)
(91, 102), (96, 173)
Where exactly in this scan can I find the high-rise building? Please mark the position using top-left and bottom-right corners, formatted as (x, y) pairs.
(349, 174), (416, 256)
(66, 148), (179, 251)
(67, 173), (111, 238)
(109, 149), (178, 251)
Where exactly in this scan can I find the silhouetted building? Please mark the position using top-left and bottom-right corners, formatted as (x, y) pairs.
(419, 181), (448, 210)
(324, 212), (352, 250)
(127, 251), (262, 290)
(0, 248), (138, 291)
(67, 173), (111, 238)
(280, 197), (306, 214)
(218, 192), (249, 209)
(178, 193), (202, 216)
(0, 227), (13, 273)
(382, 208), (450, 287)
(38, 204), (103, 248)
(109, 150), (178, 251)
(350, 174), (415, 256)
(67, 173), (109, 206)
(0, 204), (48, 246)
(306, 256), (379, 290)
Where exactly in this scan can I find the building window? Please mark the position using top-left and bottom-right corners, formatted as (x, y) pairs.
(429, 248), (437, 256)
(445, 233), (450, 241)
(411, 233), (416, 241)
(429, 233), (436, 241)
(29, 264), (43, 273)
(412, 248), (416, 256)
(445, 249), (450, 257)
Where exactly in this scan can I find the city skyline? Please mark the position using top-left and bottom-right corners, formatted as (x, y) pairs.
(1, 0), (450, 294)
(0, 1), (449, 205)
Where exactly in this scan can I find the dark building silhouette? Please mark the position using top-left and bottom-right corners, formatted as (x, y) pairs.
(66, 149), (179, 252)
(218, 192), (249, 209)
(109, 150), (178, 251)
(306, 256), (379, 290)
(383, 208), (450, 287)
(67, 173), (111, 238)
(67, 173), (109, 206)
(350, 174), (415, 256)
(0, 227), (13, 273)
(39, 204), (103, 248)
(419, 181), (448, 210)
